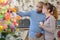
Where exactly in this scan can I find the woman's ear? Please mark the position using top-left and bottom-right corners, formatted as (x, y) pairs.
(48, 9), (50, 12)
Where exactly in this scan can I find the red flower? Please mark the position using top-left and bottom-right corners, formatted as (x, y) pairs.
(57, 30), (60, 37)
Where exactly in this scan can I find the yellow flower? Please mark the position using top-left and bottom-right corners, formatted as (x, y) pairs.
(0, 26), (3, 31)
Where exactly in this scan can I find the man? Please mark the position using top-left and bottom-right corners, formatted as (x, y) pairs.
(17, 2), (45, 40)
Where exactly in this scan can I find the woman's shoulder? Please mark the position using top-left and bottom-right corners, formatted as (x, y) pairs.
(50, 15), (56, 20)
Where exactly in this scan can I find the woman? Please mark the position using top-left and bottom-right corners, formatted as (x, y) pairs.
(39, 3), (58, 40)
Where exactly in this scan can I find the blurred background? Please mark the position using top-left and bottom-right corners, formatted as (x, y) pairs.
(0, 0), (60, 40)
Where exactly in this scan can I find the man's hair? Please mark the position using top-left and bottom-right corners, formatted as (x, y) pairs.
(38, 1), (44, 7)
(38, 1), (44, 4)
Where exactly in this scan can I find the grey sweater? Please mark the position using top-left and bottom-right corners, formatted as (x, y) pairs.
(43, 15), (56, 40)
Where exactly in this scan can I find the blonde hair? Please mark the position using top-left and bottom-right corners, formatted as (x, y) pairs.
(53, 6), (58, 20)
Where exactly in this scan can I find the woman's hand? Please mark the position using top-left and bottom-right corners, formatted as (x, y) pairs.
(39, 22), (44, 28)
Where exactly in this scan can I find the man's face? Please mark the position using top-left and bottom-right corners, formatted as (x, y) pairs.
(36, 3), (43, 13)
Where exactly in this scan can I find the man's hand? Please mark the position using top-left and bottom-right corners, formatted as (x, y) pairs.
(36, 32), (43, 38)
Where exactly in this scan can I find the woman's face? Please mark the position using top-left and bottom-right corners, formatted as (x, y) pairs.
(42, 5), (48, 14)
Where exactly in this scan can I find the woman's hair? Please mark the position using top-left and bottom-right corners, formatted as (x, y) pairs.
(44, 3), (58, 20)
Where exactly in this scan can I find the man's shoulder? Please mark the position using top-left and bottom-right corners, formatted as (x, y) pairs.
(41, 13), (45, 16)
(41, 13), (46, 19)
(29, 10), (36, 12)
